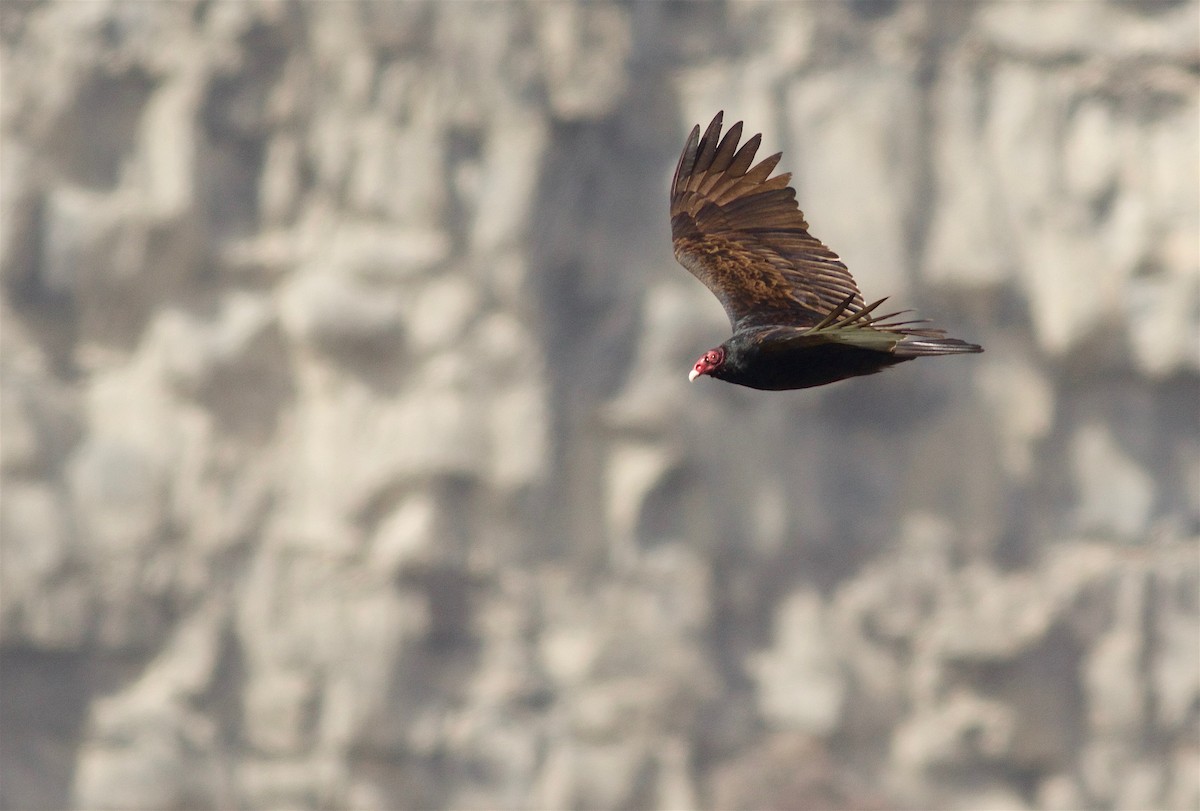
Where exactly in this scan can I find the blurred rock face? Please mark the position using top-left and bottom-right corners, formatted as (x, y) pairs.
(1, 2), (1197, 809)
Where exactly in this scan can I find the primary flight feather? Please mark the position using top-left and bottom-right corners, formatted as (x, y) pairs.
(671, 112), (982, 391)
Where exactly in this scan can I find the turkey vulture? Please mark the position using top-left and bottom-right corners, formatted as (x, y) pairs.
(672, 112), (982, 390)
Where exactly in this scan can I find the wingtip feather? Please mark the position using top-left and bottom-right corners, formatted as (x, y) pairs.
(893, 336), (984, 357)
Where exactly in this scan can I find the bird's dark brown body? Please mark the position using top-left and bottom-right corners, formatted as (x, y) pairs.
(713, 328), (910, 391)
(670, 112), (981, 391)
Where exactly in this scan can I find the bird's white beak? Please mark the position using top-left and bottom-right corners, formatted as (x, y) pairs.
(688, 368), (700, 382)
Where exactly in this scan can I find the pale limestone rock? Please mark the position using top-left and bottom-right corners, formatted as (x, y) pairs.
(728, 2), (817, 74)
(152, 293), (277, 395)
(975, 356), (1054, 479)
(1037, 773), (1087, 811)
(1166, 746), (1200, 811)
(1125, 266), (1200, 377)
(1083, 568), (1148, 736)
(891, 690), (1015, 772)
(486, 382), (549, 492)
(1120, 762), (1174, 811)
(1072, 421), (1156, 537)
(41, 185), (119, 297)
(3, 3), (1198, 810)
(979, 0), (1200, 61)
(258, 135), (304, 227)
(278, 271), (405, 352)
(358, 2), (434, 53)
(784, 65), (919, 299)
(1149, 555), (1200, 732)
(271, 368), (481, 548)
(384, 359), (488, 478)
(925, 53), (1017, 287)
(536, 742), (652, 811)
(750, 589), (845, 735)
(536, 3), (630, 121)
(0, 374), (44, 474)
(235, 559), (428, 766)
(347, 117), (447, 225)
(539, 613), (603, 687)
(984, 63), (1109, 354)
(709, 732), (874, 811)
(407, 274), (480, 351)
(326, 221), (452, 281)
(470, 111), (549, 252)
(1078, 738), (1129, 809)
(464, 312), (550, 490)
(132, 71), (199, 219)
(930, 563), (1053, 661)
(0, 483), (69, 593)
(315, 582), (430, 751)
(243, 671), (318, 755)
(1, 572), (93, 652)
(1063, 99), (1120, 204)
(68, 437), (166, 556)
(73, 721), (219, 811)
(236, 755), (347, 811)
(947, 787), (1031, 811)
(1124, 100), (1200, 375)
(72, 604), (227, 810)
(651, 737), (700, 811)
(369, 491), (439, 575)
(0, 482), (88, 648)
(480, 250), (533, 311)
(973, 54), (1199, 366)
(468, 308), (538, 379)
(605, 440), (679, 562)
(0, 141), (39, 290)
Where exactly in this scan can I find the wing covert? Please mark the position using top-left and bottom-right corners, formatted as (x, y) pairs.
(670, 112), (866, 330)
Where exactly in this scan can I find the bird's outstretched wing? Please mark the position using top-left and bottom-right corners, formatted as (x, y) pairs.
(671, 112), (866, 331)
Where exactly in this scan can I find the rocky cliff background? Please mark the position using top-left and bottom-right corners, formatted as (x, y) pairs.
(1, 1), (1198, 809)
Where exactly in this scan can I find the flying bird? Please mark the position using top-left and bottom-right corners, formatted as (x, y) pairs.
(671, 112), (982, 390)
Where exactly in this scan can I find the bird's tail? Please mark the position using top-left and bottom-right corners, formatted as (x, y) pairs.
(893, 335), (983, 357)
(809, 295), (984, 357)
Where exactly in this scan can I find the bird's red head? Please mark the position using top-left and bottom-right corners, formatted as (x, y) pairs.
(689, 347), (726, 382)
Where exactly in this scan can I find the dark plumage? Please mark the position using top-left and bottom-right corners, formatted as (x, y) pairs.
(671, 112), (982, 391)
